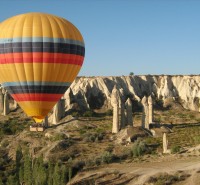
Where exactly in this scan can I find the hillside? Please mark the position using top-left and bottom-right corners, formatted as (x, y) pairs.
(1, 75), (200, 184)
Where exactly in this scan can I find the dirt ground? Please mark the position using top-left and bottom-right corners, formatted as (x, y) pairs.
(70, 151), (200, 185)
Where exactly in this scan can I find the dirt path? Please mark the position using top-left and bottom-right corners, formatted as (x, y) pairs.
(109, 157), (200, 184)
(71, 155), (200, 185)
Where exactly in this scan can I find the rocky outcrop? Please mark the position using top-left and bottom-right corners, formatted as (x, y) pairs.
(163, 133), (171, 154)
(119, 88), (126, 129)
(141, 96), (149, 129)
(111, 85), (120, 133)
(125, 98), (133, 126)
(0, 88), (4, 113)
(3, 90), (9, 115)
(1, 75), (200, 123)
(148, 96), (153, 124)
(67, 75), (200, 112)
(51, 98), (65, 125)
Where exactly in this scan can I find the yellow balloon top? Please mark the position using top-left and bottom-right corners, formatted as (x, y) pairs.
(0, 13), (85, 123)
(0, 12), (84, 42)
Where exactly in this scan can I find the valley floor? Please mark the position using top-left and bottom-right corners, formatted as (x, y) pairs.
(70, 152), (200, 185)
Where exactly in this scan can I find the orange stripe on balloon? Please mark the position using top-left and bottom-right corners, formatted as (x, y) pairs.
(0, 52), (84, 65)
(11, 93), (62, 101)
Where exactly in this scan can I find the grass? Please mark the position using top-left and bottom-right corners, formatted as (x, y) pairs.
(2, 102), (200, 182)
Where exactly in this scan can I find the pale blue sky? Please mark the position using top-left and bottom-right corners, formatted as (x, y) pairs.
(0, 0), (200, 76)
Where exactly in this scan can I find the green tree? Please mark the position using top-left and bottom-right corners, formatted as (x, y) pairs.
(16, 145), (23, 184)
(7, 175), (17, 185)
(23, 150), (32, 185)
(68, 158), (73, 182)
(37, 156), (47, 185)
(33, 156), (47, 185)
(129, 72), (134, 76)
(19, 164), (24, 185)
(53, 162), (61, 185)
(47, 162), (54, 185)
(61, 165), (67, 185)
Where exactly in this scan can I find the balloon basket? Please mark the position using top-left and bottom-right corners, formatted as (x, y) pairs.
(29, 124), (45, 132)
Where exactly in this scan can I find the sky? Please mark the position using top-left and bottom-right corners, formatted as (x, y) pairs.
(0, 0), (200, 76)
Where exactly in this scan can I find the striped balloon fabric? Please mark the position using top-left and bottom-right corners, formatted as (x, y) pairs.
(0, 13), (85, 123)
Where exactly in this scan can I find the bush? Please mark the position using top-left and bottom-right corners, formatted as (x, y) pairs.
(0, 120), (27, 136)
(71, 111), (80, 118)
(131, 140), (149, 157)
(83, 132), (104, 143)
(82, 110), (95, 117)
(171, 145), (181, 154)
(101, 152), (114, 164)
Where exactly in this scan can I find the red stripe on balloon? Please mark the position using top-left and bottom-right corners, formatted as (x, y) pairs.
(11, 93), (62, 101)
(0, 53), (84, 65)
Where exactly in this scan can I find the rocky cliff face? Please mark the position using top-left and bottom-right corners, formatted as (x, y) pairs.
(64, 75), (200, 112)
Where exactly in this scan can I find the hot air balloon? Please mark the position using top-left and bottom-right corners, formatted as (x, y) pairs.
(0, 12), (85, 123)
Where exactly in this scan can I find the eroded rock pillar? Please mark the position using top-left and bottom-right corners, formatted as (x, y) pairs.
(141, 96), (149, 129)
(0, 89), (4, 113)
(163, 133), (170, 154)
(111, 85), (120, 133)
(119, 88), (126, 129)
(3, 91), (9, 116)
(52, 98), (65, 124)
(125, 98), (133, 126)
(148, 96), (153, 124)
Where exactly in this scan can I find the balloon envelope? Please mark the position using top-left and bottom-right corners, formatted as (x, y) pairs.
(0, 13), (85, 122)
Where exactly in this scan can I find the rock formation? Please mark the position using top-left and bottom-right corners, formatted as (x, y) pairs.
(111, 86), (120, 133)
(119, 88), (126, 129)
(64, 87), (77, 110)
(141, 96), (149, 129)
(13, 100), (18, 110)
(52, 98), (65, 124)
(0, 88), (4, 113)
(125, 98), (133, 126)
(3, 90), (9, 115)
(2, 75), (200, 123)
(163, 133), (170, 154)
(68, 75), (200, 112)
(148, 96), (153, 124)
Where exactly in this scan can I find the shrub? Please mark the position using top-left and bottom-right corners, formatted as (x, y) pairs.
(0, 120), (27, 136)
(131, 140), (149, 157)
(83, 132), (104, 143)
(171, 145), (181, 154)
(82, 110), (95, 117)
(71, 111), (80, 118)
(101, 152), (114, 164)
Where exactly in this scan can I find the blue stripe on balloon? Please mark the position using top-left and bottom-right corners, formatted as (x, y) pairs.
(0, 37), (84, 47)
(2, 81), (71, 87)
